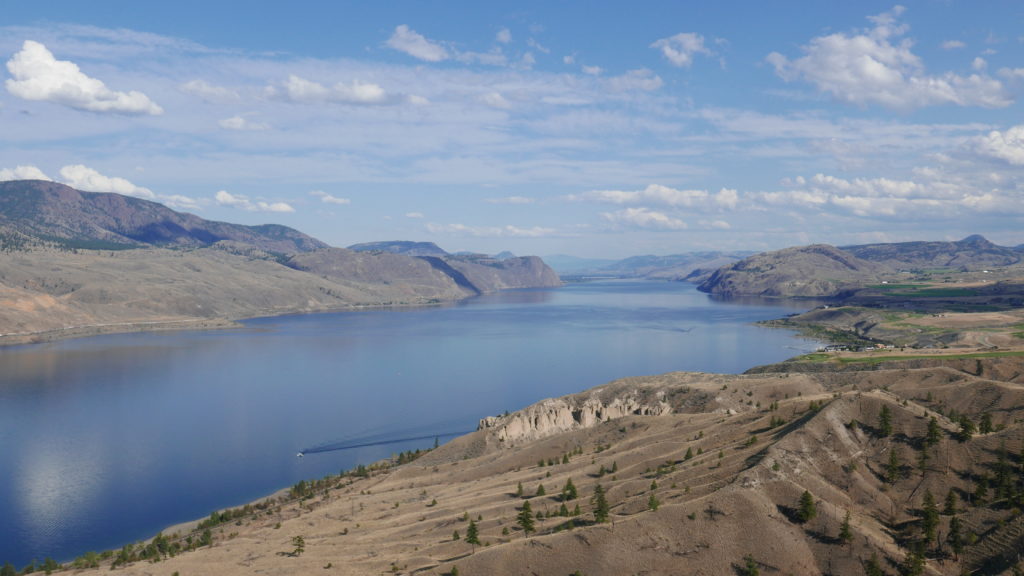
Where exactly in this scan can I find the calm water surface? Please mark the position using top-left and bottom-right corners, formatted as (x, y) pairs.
(0, 280), (819, 566)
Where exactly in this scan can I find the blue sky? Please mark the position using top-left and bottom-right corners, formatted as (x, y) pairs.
(1, 1), (1022, 257)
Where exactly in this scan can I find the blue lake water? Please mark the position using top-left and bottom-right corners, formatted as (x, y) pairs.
(0, 280), (819, 566)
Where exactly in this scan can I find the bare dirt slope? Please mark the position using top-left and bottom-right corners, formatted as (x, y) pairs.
(89, 356), (1024, 576)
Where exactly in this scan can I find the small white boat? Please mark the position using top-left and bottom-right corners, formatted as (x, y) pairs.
(296, 452), (304, 458)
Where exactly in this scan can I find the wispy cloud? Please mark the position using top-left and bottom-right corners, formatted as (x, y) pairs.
(215, 190), (294, 212)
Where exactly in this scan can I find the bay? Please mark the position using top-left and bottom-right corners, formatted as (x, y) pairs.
(0, 280), (819, 566)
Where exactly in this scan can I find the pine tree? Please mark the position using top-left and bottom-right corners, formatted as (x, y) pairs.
(878, 405), (893, 437)
(593, 484), (610, 523)
(948, 515), (964, 559)
(516, 481), (523, 498)
(863, 552), (884, 576)
(741, 555), (760, 576)
(797, 490), (817, 523)
(562, 477), (578, 501)
(921, 490), (939, 545)
(291, 535), (305, 556)
(886, 447), (902, 485)
(648, 493), (660, 511)
(0, 563), (15, 576)
(957, 415), (976, 442)
(465, 519), (480, 553)
(979, 412), (993, 434)
(839, 510), (853, 545)
(925, 416), (941, 447)
(944, 489), (958, 515)
(535, 483), (546, 497)
(517, 500), (535, 536)
(684, 447), (693, 460)
(900, 544), (925, 576)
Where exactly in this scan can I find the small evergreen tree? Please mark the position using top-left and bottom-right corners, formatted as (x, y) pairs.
(878, 405), (893, 437)
(535, 483), (546, 497)
(741, 555), (760, 576)
(593, 484), (610, 523)
(886, 447), (902, 484)
(647, 493), (660, 511)
(921, 490), (939, 545)
(979, 412), (993, 434)
(925, 416), (941, 447)
(943, 489), (958, 515)
(948, 515), (964, 559)
(465, 519), (480, 553)
(957, 415), (976, 442)
(516, 481), (523, 498)
(517, 500), (535, 536)
(839, 510), (853, 545)
(291, 535), (305, 556)
(900, 544), (925, 576)
(797, 490), (817, 523)
(562, 477), (578, 501)
(863, 552), (884, 576)
(452, 529), (460, 541)
(684, 447), (693, 460)
(0, 563), (15, 576)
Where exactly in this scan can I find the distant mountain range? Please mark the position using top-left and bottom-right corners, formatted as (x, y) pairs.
(699, 235), (1024, 298)
(546, 251), (754, 282)
(0, 180), (559, 343)
(0, 180), (327, 254)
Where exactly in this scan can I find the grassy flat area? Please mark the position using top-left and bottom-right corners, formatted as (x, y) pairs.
(797, 349), (1024, 365)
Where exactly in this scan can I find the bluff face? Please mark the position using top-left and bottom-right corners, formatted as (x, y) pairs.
(0, 180), (560, 342)
(698, 235), (1024, 298)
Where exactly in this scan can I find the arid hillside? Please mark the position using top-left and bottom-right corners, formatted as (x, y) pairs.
(69, 354), (1024, 576)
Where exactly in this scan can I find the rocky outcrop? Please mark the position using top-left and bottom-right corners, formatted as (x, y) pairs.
(478, 390), (671, 445)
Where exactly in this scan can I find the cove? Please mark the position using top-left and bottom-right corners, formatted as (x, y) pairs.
(0, 280), (820, 566)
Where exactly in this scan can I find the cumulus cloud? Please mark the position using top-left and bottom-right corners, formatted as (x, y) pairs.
(272, 74), (389, 105)
(605, 69), (663, 92)
(764, 171), (1020, 217)
(485, 196), (535, 204)
(582, 65), (603, 76)
(59, 164), (155, 199)
(180, 79), (239, 102)
(5, 40), (163, 115)
(570, 184), (738, 210)
(496, 28), (511, 44)
(426, 223), (556, 237)
(309, 190), (350, 205)
(651, 33), (712, 67)
(0, 165), (52, 181)
(971, 125), (1024, 165)
(387, 25), (449, 62)
(215, 190), (294, 212)
(766, 7), (1011, 109)
(602, 207), (686, 230)
(481, 91), (511, 109)
(219, 116), (269, 131)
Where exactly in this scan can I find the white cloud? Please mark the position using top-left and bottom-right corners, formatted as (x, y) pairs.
(602, 207), (686, 230)
(605, 69), (663, 92)
(5, 40), (163, 115)
(485, 196), (535, 204)
(570, 184), (738, 210)
(219, 116), (269, 131)
(941, 40), (966, 50)
(527, 38), (550, 54)
(269, 74), (390, 105)
(651, 33), (712, 68)
(426, 223), (557, 237)
(59, 164), (156, 199)
(700, 219), (732, 230)
(215, 190), (294, 213)
(309, 190), (350, 205)
(972, 57), (987, 71)
(180, 79), (239, 102)
(481, 92), (511, 109)
(0, 165), (52, 181)
(405, 212), (424, 219)
(387, 25), (449, 62)
(582, 65), (603, 76)
(563, 55), (575, 65)
(998, 67), (1024, 80)
(972, 125), (1024, 165)
(496, 28), (511, 44)
(766, 7), (1011, 110)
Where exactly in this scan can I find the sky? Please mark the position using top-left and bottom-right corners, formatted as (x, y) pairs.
(1, 1), (1022, 258)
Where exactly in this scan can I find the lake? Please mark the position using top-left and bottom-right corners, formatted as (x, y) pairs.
(0, 280), (819, 566)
